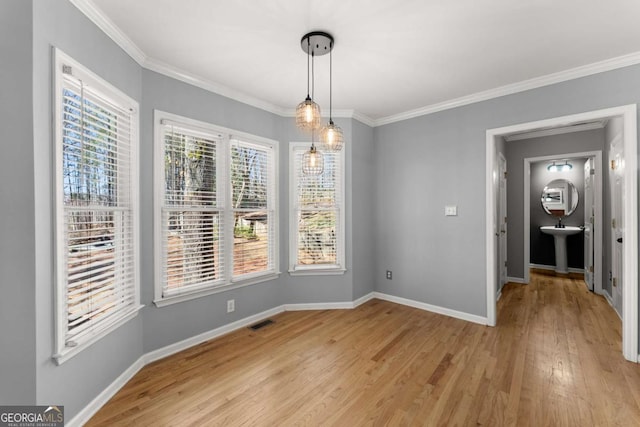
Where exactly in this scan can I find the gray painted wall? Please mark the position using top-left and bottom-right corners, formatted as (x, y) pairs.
(530, 158), (586, 269)
(505, 129), (605, 280)
(352, 120), (376, 299)
(0, 0), (36, 405)
(5, 0), (640, 420)
(140, 69), (283, 353)
(374, 64), (640, 320)
(32, 0), (144, 416)
(374, 110), (486, 316)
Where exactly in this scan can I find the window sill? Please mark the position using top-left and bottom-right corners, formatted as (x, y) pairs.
(153, 271), (281, 307)
(288, 266), (346, 276)
(53, 304), (144, 365)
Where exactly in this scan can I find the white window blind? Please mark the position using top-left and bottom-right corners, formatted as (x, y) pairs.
(154, 112), (279, 305)
(290, 143), (345, 271)
(160, 124), (224, 297)
(231, 139), (275, 278)
(54, 50), (140, 362)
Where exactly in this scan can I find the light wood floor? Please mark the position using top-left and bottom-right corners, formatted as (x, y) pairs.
(88, 271), (640, 426)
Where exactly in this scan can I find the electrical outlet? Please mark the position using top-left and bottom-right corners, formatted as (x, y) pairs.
(445, 205), (457, 216)
(386, 270), (392, 280)
(227, 299), (235, 313)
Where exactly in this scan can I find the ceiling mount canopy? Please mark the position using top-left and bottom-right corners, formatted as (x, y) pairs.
(300, 31), (334, 56)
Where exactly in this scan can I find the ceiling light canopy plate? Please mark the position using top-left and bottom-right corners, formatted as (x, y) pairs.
(301, 31), (333, 56)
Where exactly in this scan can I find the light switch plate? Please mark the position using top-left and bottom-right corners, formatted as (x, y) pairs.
(445, 205), (457, 216)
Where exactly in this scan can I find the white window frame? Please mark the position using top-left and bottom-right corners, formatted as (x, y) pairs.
(289, 142), (346, 275)
(53, 49), (142, 364)
(154, 111), (279, 307)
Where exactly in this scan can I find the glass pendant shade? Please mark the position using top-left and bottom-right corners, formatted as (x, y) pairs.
(302, 144), (324, 175)
(296, 96), (321, 132)
(319, 120), (344, 152)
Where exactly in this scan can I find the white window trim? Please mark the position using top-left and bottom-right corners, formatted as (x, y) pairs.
(52, 48), (142, 365)
(288, 142), (346, 275)
(153, 111), (280, 307)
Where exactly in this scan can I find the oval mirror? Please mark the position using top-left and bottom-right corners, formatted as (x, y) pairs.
(541, 179), (579, 217)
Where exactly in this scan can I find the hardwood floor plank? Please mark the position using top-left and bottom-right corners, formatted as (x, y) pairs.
(87, 271), (640, 426)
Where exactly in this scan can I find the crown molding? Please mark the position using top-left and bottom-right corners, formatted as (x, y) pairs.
(143, 57), (289, 116)
(277, 108), (376, 126)
(349, 110), (376, 127)
(70, 0), (640, 130)
(69, 0), (147, 65)
(373, 51), (640, 127)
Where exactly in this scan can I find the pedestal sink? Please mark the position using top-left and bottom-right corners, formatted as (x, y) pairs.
(540, 226), (583, 273)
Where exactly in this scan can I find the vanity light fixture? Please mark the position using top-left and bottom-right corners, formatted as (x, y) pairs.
(547, 160), (573, 172)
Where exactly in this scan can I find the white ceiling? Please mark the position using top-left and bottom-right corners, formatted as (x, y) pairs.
(81, 0), (640, 125)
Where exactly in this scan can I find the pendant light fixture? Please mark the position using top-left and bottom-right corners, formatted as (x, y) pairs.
(319, 37), (343, 151)
(298, 32), (333, 175)
(296, 33), (330, 132)
(302, 141), (324, 175)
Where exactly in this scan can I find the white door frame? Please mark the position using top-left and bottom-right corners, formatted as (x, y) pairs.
(485, 104), (638, 363)
(498, 153), (508, 293)
(523, 151), (602, 292)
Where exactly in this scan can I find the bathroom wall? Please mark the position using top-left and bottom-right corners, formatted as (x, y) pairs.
(505, 129), (605, 280)
(530, 158), (587, 269)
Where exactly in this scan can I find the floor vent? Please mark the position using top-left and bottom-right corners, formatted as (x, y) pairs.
(249, 319), (274, 330)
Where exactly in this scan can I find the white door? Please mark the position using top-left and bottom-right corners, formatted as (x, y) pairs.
(609, 136), (624, 315)
(498, 154), (508, 290)
(583, 158), (594, 291)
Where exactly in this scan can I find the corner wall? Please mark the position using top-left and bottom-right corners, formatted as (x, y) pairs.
(32, 0), (144, 416)
(0, 0), (36, 405)
(352, 120), (376, 299)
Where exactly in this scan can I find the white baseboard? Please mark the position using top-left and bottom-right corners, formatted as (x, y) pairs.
(602, 290), (623, 320)
(66, 356), (145, 427)
(70, 290), (485, 424)
(353, 292), (376, 307)
(507, 276), (526, 284)
(496, 289), (503, 301)
(284, 301), (354, 311)
(372, 292), (488, 325)
(284, 292), (376, 311)
(529, 263), (585, 274)
(144, 305), (286, 364)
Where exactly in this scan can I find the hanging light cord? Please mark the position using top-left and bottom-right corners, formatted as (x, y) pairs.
(306, 38), (311, 98)
(311, 47), (316, 149)
(311, 50), (315, 101)
(329, 44), (333, 122)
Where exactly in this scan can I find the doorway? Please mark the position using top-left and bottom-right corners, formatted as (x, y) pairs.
(485, 105), (638, 363)
(523, 151), (602, 292)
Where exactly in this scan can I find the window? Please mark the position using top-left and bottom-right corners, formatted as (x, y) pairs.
(289, 142), (345, 274)
(53, 49), (141, 364)
(231, 139), (276, 279)
(154, 112), (278, 306)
